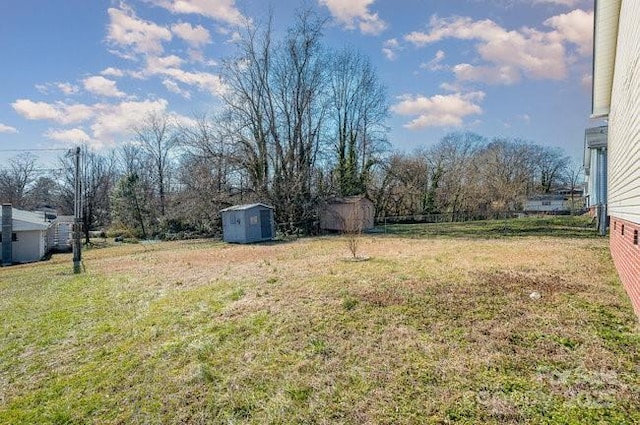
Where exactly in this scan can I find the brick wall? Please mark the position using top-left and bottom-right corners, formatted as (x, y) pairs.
(610, 216), (640, 316)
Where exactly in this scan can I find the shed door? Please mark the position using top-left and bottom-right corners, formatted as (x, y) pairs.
(260, 210), (272, 238)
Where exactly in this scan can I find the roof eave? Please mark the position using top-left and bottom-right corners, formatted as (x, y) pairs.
(591, 0), (622, 118)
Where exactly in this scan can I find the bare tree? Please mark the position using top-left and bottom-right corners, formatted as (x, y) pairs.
(0, 153), (38, 208)
(343, 205), (364, 259)
(564, 160), (585, 213)
(428, 132), (486, 218)
(133, 112), (178, 216)
(476, 138), (538, 212)
(111, 144), (156, 238)
(57, 149), (117, 242)
(175, 112), (242, 232)
(534, 146), (570, 194)
(329, 48), (388, 196)
(221, 10), (329, 230)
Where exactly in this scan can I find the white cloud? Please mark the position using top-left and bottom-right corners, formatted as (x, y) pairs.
(146, 55), (185, 73)
(13, 99), (96, 125)
(147, 0), (245, 25)
(420, 50), (446, 71)
(160, 68), (226, 96)
(57, 82), (79, 95)
(518, 114), (531, 124)
(35, 82), (79, 95)
(0, 123), (18, 134)
(142, 55), (225, 96)
(12, 99), (62, 121)
(319, 0), (387, 35)
(382, 38), (400, 60)
(452, 63), (521, 85)
(45, 128), (92, 143)
(544, 9), (593, 56)
(581, 73), (592, 89)
(90, 99), (170, 143)
(391, 91), (485, 129)
(439, 81), (462, 92)
(162, 79), (192, 98)
(107, 6), (172, 57)
(101, 67), (125, 77)
(533, 0), (580, 6)
(83, 76), (126, 98)
(11, 97), (190, 150)
(171, 22), (211, 48)
(405, 17), (567, 84)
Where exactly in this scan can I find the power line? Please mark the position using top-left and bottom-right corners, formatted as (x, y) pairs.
(0, 148), (70, 152)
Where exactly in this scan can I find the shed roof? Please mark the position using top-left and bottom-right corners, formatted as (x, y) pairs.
(53, 215), (76, 223)
(0, 208), (50, 231)
(220, 203), (274, 212)
(527, 195), (566, 201)
(325, 195), (371, 205)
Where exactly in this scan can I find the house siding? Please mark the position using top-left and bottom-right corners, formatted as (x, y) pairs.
(12, 230), (46, 263)
(606, 0), (640, 316)
(608, 1), (640, 224)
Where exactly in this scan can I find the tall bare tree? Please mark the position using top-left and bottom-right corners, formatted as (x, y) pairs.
(0, 153), (38, 208)
(133, 112), (178, 216)
(329, 48), (388, 196)
(221, 10), (330, 229)
(428, 132), (486, 218)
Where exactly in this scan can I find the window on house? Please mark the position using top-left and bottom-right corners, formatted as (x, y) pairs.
(542, 201), (551, 206)
(634, 230), (638, 246)
(0, 233), (18, 242)
(614, 221), (617, 230)
(621, 225), (625, 236)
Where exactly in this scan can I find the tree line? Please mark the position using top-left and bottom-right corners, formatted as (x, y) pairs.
(0, 11), (581, 239)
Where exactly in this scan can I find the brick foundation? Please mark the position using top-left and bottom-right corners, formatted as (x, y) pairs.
(610, 217), (640, 317)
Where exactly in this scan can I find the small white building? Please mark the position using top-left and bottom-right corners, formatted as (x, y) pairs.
(524, 195), (569, 214)
(1, 204), (50, 265)
(48, 215), (74, 252)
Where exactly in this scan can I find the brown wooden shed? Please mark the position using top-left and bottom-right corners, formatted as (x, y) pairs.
(319, 196), (375, 232)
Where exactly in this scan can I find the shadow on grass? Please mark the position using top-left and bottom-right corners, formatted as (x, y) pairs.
(376, 216), (602, 240)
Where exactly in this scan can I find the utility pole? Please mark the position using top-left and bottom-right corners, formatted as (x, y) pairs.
(73, 146), (82, 273)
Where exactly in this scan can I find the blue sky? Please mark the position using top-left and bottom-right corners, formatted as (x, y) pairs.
(0, 0), (597, 165)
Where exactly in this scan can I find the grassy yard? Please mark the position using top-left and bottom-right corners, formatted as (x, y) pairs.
(1, 217), (639, 424)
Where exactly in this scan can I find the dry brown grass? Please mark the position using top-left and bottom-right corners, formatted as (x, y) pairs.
(1, 228), (639, 424)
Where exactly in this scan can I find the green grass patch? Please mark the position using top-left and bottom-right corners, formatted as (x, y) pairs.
(379, 215), (600, 239)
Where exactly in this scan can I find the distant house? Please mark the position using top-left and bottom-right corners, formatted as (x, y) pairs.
(1, 204), (50, 265)
(220, 203), (275, 243)
(524, 195), (569, 214)
(583, 125), (608, 233)
(591, 0), (640, 315)
(319, 196), (375, 232)
(48, 215), (74, 252)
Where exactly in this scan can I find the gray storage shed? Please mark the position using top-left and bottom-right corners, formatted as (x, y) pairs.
(220, 203), (275, 243)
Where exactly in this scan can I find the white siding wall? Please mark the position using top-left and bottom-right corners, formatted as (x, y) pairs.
(608, 0), (640, 224)
(13, 230), (46, 263)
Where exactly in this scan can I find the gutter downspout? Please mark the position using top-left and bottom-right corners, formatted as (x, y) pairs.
(597, 148), (608, 236)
